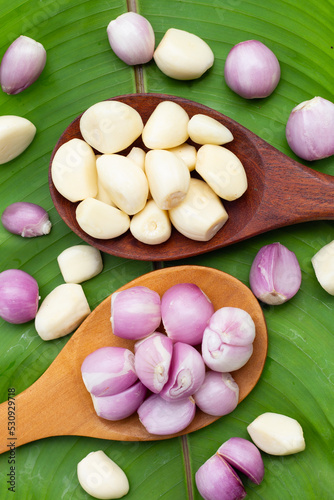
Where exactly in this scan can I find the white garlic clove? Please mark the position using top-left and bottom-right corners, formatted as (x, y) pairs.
(0, 35), (46, 95)
(0, 115), (36, 165)
(154, 28), (214, 80)
(51, 138), (97, 202)
(107, 12), (155, 65)
(247, 412), (306, 456)
(311, 240), (334, 295)
(142, 100), (190, 149)
(145, 149), (190, 210)
(166, 143), (197, 171)
(80, 100), (143, 154)
(127, 146), (146, 170)
(76, 198), (130, 239)
(77, 450), (129, 499)
(130, 199), (172, 245)
(169, 178), (229, 241)
(188, 114), (234, 145)
(195, 144), (247, 201)
(96, 154), (148, 215)
(35, 284), (91, 341)
(57, 245), (103, 284)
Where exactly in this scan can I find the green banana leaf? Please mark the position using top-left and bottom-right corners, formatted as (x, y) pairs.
(0, 0), (333, 498)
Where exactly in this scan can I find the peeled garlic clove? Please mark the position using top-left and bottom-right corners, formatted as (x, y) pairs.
(127, 146), (146, 171)
(77, 450), (129, 499)
(138, 393), (196, 435)
(76, 198), (130, 239)
(0, 35), (46, 95)
(188, 114), (234, 146)
(145, 149), (190, 210)
(154, 28), (214, 80)
(134, 333), (173, 393)
(196, 144), (247, 201)
(130, 199), (172, 245)
(169, 178), (228, 241)
(51, 138), (97, 202)
(92, 380), (147, 421)
(35, 283), (90, 341)
(81, 346), (137, 397)
(1, 201), (51, 237)
(166, 143), (197, 171)
(311, 240), (334, 295)
(96, 154), (148, 215)
(0, 115), (36, 165)
(247, 412), (306, 456)
(80, 100), (143, 154)
(193, 371), (239, 417)
(195, 453), (246, 500)
(142, 100), (189, 149)
(218, 437), (264, 485)
(160, 342), (206, 401)
(249, 242), (302, 305)
(57, 245), (103, 283)
(107, 12), (155, 65)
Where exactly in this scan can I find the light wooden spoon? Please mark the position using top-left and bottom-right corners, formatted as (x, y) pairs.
(49, 93), (334, 261)
(0, 265), (267, 453)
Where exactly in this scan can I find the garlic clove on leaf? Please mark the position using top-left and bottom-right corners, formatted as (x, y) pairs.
(77, 450), (129, 499)
(154, 28), (214, 80)
(247, 412), (306, 456)
(35, 284), (91, 341)
(311, 239), (334, 295)
(249, 242), (302, 305)
(0, 35), (46, 95)
(0, 115), (36, 165)
(107, 12), (155, 66)
(57, 245), (103, 284)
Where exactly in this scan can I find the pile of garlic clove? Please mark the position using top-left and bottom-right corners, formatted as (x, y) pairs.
(51, 99), (248, 245)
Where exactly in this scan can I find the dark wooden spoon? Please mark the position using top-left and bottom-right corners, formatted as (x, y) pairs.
(0, 266), (267, 453)
(49, 93), (334, 261)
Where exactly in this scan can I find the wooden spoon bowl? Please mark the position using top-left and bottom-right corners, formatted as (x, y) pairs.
(49, 93), (334, 261)
(0, 265), (267, 452)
